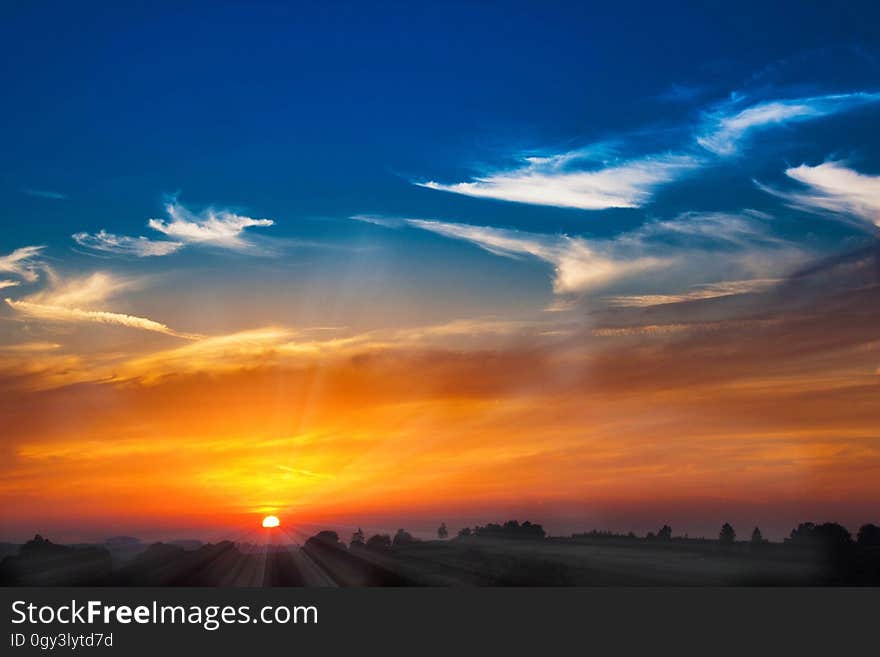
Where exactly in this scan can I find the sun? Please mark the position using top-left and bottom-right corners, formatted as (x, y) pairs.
(262, 515), (280, 528)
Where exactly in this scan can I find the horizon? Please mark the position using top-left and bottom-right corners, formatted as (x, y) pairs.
(4, 505), (877, 545)
(2, 2), (880, 545)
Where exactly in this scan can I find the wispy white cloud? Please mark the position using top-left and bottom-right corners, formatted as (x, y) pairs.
(4, 271), (199, 339)
(0, 280), (20, 290)
(603, 278), (781, 307)
(4, 299), (197, 338)
(74, 201), (276, 258)
(414, 89), (880, 211)
(0, 246), (46, 283)
(72, 230), (183, 257)
(416, 152), (700, 210)
(148, 202), (275, 252)
(406, 219), (667, 295)
(27, 271), (136, 308)
(697, 92), (880, 155)
(760, 161), (880, 228)
(361, 210), (807, 303)
(350, 214), (404, 228)
(22, 189), (68, 200)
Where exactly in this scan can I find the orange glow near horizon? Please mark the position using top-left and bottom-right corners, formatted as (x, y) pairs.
(1, 275), (879, 542)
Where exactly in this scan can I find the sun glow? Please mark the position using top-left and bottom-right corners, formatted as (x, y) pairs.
(262, 515), (280, 528)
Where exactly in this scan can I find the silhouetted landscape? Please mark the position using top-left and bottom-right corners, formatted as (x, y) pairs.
(3, 519), (879, 586)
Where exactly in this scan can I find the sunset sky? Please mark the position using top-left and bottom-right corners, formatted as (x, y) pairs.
(2, 1), (879, 542)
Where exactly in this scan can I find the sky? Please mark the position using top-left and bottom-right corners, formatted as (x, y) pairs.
(1, 1), (880, 542)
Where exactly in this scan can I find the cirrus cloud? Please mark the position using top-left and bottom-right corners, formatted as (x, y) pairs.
(697, 92), (880, 156)
(4, 271), (200, 339)
(0, 246), (46, 283)
(73, 230), (183, 257)
(74, 201), (277, 257)
(357, 210), (808, 306)
(416, 152), (700, 211)
(760, 161), (880, 229)
(406, 218), (666, 295)
(148, 202), (274, 251)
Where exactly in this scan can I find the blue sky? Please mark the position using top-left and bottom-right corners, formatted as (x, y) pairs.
(2, 1), (880, 331)
(2, 3), (878, 225)
(4, 1), (880, 538)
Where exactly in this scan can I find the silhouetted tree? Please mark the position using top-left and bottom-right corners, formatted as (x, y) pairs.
(365, 534), (391, 550)
(437, 522), (448, 539)
(472, 520), (546, 540)
(350, 528), (365, 547)
(788, 522), (852, 548)
(520, 521), (545, 539)
(788, 522), (816, 544)
(657, 525), (672, 541)
(719, 523), (736, 546)
(750, 527), (764, 545)
(815, 522), (853, 546)
(457, 527), (472, 538)
(392, 529), (415, 547)
(305, 531), (344, 552)
(857, 523), (880, 547)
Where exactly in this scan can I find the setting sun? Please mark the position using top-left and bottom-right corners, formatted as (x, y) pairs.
(262, 515), (280, 528)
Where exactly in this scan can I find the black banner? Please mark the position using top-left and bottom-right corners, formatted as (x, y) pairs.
(2, 588), (878, 655)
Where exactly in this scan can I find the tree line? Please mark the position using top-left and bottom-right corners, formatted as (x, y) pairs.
(328, 520), (880, 550)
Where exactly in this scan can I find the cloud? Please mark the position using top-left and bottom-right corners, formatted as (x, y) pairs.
(626, 210), (787, 250)
(28, 271), (136, 308)
(119, 327), (300, 380)
(697, 92), (880, 155)
(72, 230), (183, 257)
(350, 214), (405, 228)
(23, 189), (67, 200)
(603, 278), (781, 307)
(0, 342), (61, 352)
(761, 161), (880, 228)
(148, 202), (275, 251)
(416, 152), (700, 210)
(362, 210), (806, 303)
(4, 299), (197, 338)
(406, 219), (666, 295)
(414, 89), (880, 211)
(74, 201), (276, 258)
(0, 280), (19, 290)
(0, 246), (45, 283)
(4, 271), (199, 339)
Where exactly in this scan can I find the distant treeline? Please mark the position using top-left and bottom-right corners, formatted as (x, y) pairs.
(1, 518), (879, 587)
(343, 519), (880, 549)
(570, 521), (880, 548)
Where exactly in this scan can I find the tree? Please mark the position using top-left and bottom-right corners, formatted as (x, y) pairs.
(750, 527), (764, 545)
(437, 522), (448, 539)
(350, 528), (365, 548)
(457, 527), (472, 538)
(856, 523), (880, 547)
(788, 522), (852, 548)
(471, 520), (546, 540)
(365, 534), (391, 550)
(392, 528), (415, 547)
(304, 530), (344, 553)
(657, 525), (672, 541)
(719, 523), (736, 546)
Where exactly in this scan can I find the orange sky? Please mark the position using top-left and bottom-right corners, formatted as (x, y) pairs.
(2, 247), (878, 542)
